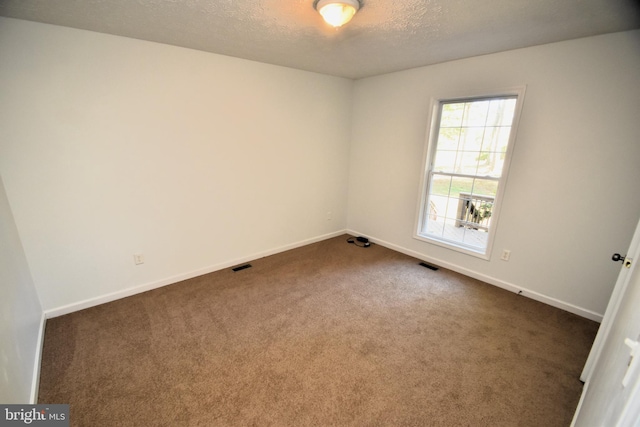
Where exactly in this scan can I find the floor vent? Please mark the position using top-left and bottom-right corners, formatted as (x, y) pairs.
(232, 264), (252, 272)
(419, 262), (439, 271)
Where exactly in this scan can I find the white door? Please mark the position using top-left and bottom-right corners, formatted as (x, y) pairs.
(572, 216), (640, 426)
(581, 218), (640, 383)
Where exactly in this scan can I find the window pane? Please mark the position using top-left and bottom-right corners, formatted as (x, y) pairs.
(425, 194), (450, 228)
(462, 229), (486, 248)
(472, 179), (498, 197)
(495, 126), (512, 153)
(450, 177), (474, 197)
(459, 127), (484, 151)
(440, 103), (465, 127)
(433, 150), (456, 173)
(425, 217), (444, 238)
(437, 128), (460, 150)
(480, 127), (500, 152)
(456, 151), (480, 175)
(478, 152), (505, 177)
(462, 101), (490, 127)
(444, 197), (461, 219)
(486, 98), (517, 126)
(430, 174), (452, 196)
(477, 151), (503, 177)
(442, 218), (459, 240)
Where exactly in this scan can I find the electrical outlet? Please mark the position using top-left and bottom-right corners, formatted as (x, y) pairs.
(133, 253), (144, 265)
(327, 211), (332, 221)
(501, 249), (511, 261)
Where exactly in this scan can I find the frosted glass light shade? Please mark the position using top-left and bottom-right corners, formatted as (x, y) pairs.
(315, 0), (360, 27)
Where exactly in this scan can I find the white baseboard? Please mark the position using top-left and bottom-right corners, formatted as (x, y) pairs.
(347, 229), (603, 323)
(30, 311), (46, 404)
(45, 230), (348, 318)
(43, 228), (602, 322)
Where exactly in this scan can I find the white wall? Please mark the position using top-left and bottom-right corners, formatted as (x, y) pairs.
(0, 175), (44, 403)
(347, 30), (640, 319)
(0, 18), (353, 312)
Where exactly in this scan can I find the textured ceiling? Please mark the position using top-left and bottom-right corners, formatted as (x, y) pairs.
(1, 0), (639, 79)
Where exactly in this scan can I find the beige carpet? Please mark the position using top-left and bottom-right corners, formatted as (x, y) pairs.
(38, 235), (598, 426)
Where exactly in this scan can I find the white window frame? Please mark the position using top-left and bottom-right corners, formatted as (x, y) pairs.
(414, 86), (526, 260)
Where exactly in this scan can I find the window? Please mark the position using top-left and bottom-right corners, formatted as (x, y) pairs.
(415, 88), (525, 258)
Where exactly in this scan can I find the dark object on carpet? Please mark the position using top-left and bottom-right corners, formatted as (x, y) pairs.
(419, 262), (439, 271)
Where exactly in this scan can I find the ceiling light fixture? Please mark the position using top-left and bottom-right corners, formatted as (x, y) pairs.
(314, 0), (361, 28)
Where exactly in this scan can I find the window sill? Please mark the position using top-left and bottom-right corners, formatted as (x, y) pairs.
(413, 232), (491, 261)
